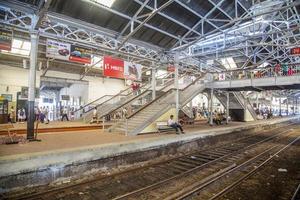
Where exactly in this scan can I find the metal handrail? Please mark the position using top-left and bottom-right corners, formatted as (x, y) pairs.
(126, 76), (202, 119)
(96, 73), (186, 120)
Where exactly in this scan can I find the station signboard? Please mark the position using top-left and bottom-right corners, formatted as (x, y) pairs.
(0, 29), (12, 51)
(103, 56), (124, 79)
(291, 47), (300, 55)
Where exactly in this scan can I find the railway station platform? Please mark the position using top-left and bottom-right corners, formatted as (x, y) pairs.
(0, 116), (298, 193)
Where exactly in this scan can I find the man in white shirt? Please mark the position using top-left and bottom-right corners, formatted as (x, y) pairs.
(168, 115), (184, 134)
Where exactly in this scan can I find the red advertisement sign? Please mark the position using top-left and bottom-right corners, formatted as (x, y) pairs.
(291, 47), (300, 55)
(103, 56), (124, 79)
(0, 30), (12, 51)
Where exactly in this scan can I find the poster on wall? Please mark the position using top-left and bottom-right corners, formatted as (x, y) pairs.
(69, 45), (92, 64)
(124, 61), (142, 81)
(0, 29), (12, 51)
(46, 39), (70, 61)
(1, 94), (12, 102)
(103, 56), (124, 79)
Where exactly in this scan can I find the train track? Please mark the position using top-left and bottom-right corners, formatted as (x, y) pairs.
(5, 122), (299, 200)
(172, 133), (300, 200)
(291, 184), (300, 200)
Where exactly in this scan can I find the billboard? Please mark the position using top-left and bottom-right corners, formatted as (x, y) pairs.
(46, 39), (92, 64)
(46, 39), (70, 61)
(0, 29), (12, 51)
(124, 61), (142, 80)
(103, 56), (124, 79)
(69, 45), (92, 64)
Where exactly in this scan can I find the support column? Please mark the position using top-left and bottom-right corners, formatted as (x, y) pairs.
(256, 92), (259, 109)
(209, 88), (214, 126)
(279, 97), (282, 116)
(286, 98), (289, 116)
(296, 98), (298, 114)
(174, 52), (179, 122)
(293, 97), (296, 115)
(151, 64), (156, 100)
(226, 92), (229, 124)
(27, 31), (39, 140)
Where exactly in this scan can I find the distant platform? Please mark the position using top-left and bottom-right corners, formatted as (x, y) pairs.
(0, 116), (298, 193)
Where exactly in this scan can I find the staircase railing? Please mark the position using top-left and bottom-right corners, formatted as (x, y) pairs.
(234, 92), (257, 120)
(126, 76), (203, 120)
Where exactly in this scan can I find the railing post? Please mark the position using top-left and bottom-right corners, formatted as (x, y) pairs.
(102, 116), (105, 132)
(209, 88), (214, 126)
(226, 92), (229, 124)
(125, 118), (128, 136)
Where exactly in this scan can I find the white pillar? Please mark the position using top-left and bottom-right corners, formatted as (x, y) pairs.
(151, 65), (156, 100)
(226, 92), (229, 124)
(174, 52), (180, 122)
(209, 88), (214, 126)
(27, 31), (39, 140)
(279, 97), (282, 116)
(287, 98), (289, 116)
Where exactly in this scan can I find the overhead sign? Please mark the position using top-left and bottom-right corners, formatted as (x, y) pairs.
(61, 95), (70, 101)
(46, 39), (92, 64)
(103, 56), (125, 79)
(69, 45), (92, 64)
(0, 29), (12, 51)
(124, 61), (142, 81)
(46, 39), (70, 61)
(291, 47), (300, 55)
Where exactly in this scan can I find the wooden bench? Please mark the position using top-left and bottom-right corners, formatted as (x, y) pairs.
(0, 123), (16, 143)
(156, 121), (176, 133)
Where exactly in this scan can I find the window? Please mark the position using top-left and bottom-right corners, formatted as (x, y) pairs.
(10, 38), (31, 56)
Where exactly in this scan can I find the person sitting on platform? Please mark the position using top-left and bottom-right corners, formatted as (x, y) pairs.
(90, 107), (98, 124)
(168, 115), (185, 134)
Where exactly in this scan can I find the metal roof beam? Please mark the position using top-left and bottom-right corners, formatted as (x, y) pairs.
(117, 0), (175, 50)
(134, 0), (202, 37)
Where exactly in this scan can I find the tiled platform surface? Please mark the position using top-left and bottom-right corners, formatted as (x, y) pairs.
(0, 117), (298, 179)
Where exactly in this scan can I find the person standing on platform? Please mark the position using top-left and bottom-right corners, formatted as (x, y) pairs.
(168, 115), (185, 134)
(10, 106), (15, 123)
(17, 109), (22, 123)
(61, 107), (69, 121)
(44, 106), (49, 124)
(70, 108), (75, 121)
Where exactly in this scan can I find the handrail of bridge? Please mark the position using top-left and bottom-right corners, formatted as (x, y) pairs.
(97, 72), (188, 120)
(212, 64), (300, 82)
(80, 71), (176, 115)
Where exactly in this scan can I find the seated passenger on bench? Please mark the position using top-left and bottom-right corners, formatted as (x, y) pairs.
(168, 115), (185, 134)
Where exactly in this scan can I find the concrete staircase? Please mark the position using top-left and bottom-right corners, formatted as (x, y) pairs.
(215, 92), (257, 121)
(109, 78), (205, 135)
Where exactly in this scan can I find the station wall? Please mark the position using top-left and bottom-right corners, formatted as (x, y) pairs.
(0, 64), (41, 103)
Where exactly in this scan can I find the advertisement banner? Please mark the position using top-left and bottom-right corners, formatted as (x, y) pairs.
(291, 47), (300, 55)
(46, 39), (70, 61)
(0, 29), (12, 51)
(124, 61), (142, 80)
(69, 45), (92, 64)
(103, 56), (124, 79)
